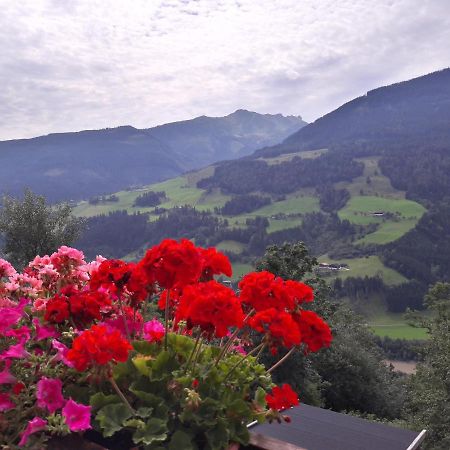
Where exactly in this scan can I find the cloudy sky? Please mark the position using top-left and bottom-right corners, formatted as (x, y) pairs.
(1, 0), (449, 140)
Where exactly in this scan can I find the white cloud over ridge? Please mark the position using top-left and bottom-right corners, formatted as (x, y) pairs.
(0, 0), (449, 140)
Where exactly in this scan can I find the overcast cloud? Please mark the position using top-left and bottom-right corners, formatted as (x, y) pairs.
(0, 0), (449, 140)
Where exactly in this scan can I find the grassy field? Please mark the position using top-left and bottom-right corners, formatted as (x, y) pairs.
(318, 255), (407, 286)
(216, 240), (245, 254)
(338, 195), (426, 245)
(368, 312), (429, 340)
(229, 262), (253, 280)
(335, 157), (404, 199)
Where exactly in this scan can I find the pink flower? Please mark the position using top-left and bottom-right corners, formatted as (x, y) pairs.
(62, 398), (91, 431)
(0, 392), (15, 411)
(36, 377), (65, 413)
(0, 298), (29, 333)
(33, 297), (48, 311)
(51, 340), (74, 367)
(0, 258), (16, 278)
(0, 341), (30, 360)
(50, 246), (85, 270)
(231, 345), (247, 356)
(143, 319), (165, 342)
(0, 360), (17, 384)
(4, 325), (31, 341)
(33, 318), (60, 340)
(18, 417), (47, 446)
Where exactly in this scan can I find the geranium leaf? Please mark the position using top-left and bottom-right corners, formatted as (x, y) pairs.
(133, 355), (152, 376)
(133, 340), (158, 356)
(168, 430), (196, 450)
(205, 419), (229, 450)
(96, 403), (133, 437)
(132, 417), (168, 445)
(90, 392), (120, 410)
(255, 387), (267, 408)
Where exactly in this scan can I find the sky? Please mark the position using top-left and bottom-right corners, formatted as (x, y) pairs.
(1, 0), (449, 141)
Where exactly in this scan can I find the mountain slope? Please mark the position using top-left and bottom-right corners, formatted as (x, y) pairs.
(255, 68), (450, 157)
(0, 110), (305, 202)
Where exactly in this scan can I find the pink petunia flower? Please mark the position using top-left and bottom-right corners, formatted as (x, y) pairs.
(62, 398), (91, 431)
(0, 392), (15, 412)
(0, 360), (16, 384)
(36, 377), (65, 413)
(33, 318), (60, 340)
(18, 417), (47, 446)
(0, 298), (29, 333)
(51, 340), (74, 367)
(0, 341), (30, 360)
(4, 325), (31, 342)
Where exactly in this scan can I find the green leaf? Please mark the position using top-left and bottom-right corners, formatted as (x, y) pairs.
(205, 419), (229, 450)
(167, 333), (195, 359)
(255, 387), (267, 408)
(168, 430), (196, 450)
(133, 355), (152, 376)
(133, 340), (158, 356)
(96, 403), (133, 437)
(137, 406), (154, 418)
(90, 393), (121, 411)
(132, 417), (168, 445)
(123, 418), (146, 429)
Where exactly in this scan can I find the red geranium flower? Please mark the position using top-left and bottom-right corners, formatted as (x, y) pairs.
(266, 384), (299, 411)
(293, 310), (332, 353)
(285, 280), (314, 305)
(239, 272), (314, 312)
(138, 239), (202, 289)
(249, 308), (301, 354)
(67, 324), (132, 371)
(198, 247), (232, 281)
(175, 281), (244, 338)
(44, 294), (70, 323)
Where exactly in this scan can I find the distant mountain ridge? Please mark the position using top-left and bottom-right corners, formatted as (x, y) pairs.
(0, 110), (305, 202)
(254, 68), (450, 157)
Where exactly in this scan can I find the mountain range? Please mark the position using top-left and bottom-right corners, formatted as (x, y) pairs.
(0, 110), (305, 202)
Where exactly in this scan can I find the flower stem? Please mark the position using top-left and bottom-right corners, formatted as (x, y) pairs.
(215, 309), (254, 365)
(266, 346), (296, 374)
(109, 377), (135, 415)
(164, 289), (170, 351)
(224, 342), (266, 381)
(117, 296), (132, 342)
(184, 331), (201, 372)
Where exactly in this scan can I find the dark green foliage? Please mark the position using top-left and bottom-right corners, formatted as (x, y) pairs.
(405, 283), (450, 449)
(75, 210), (150, 260)
(198, 152), (363, 195)
(76, 206), (229, 260)
(0, 189), (84, 268)
(317, 185), (350, 213)
(333, 276), (385, 301)
(133, 191), (167, 208)
(379, 147), (450, 204)
(385, 281), (427, 312)
(218, 194), (271, 215)
(89, 195), (119, 205)
(382, 203), (450, 285)
(374, 337), (422, 361)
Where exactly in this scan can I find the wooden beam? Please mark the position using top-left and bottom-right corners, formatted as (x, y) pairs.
(249, 432), (308, 450)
